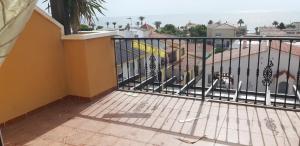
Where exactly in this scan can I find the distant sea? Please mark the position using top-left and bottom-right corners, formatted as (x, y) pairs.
(36, 0), (300, 33)
(96, 11), (300, 33)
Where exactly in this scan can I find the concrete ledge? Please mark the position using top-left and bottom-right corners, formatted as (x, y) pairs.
(62, 31), (117, 40)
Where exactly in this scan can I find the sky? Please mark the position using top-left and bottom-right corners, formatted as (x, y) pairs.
(97, 0), (300, 16)
(38, 0), (300, 17)
(37, 0), (300, 31)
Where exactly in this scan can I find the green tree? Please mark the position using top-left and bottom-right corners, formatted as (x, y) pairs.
(106, 22), (109, 28)
(154, 21), (162, 29)
(188, 25), (207, 37)
(236, 27), (247, 36)
(255, 27), (259, 35)
(112, 22), (117, 28)
(272, 21), (279, 27)
(79, 24), (91, 31)
(208, 20), (213, 24)
(286, 23), (296, 28)
(96, 25), (103, 30)
(277, 22), (286, 30)
(47, 0), (106, 34)
(139, 16), (145, 25)
(237, 19), (244, 26)
(160, 24), (178, 35)
(125, 23), (130, 30)
(136, 21), (140, 27)
(48, 0), (70, 34)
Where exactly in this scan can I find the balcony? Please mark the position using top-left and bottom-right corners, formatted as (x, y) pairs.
(2, 35), (300, 146)
(113, 37), (300, 109)
(3, 91), (300, 146)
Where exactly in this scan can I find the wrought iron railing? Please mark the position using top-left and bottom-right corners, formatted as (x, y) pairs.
(112, 37), (300, 109)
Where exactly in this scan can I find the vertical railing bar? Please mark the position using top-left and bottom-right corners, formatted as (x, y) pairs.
(119, 39), (124, 89)
(0, 129), (3, 146)
(228, 39), (233, 101)
(254, 40), (262, 104)
(202, 38), (206, 100)
(295, 57), (300, 109)
(274, 40), (282, 106)
(144, 39), (148, 92)
(219, 39), (224, 100)
(171, 39), (175, 94)
(131, 39), (136, 88)
(151, 39), (155, 92)
(194, 39), (197, 97)
(179, 39), (182, 87)
(113, 39), (119, 89)
(164, 39), (168, 94)
(138, 39), (142, 86)
(245, 39), (252, 103)
(264, 40), (272, 105)
(284, 40), (293, 108)
(158, 39), (161, 93)
(211, 39), (215, 99)
(186, 39), (189, 96)
(236, 39), (242, 102)
(125, 39), (130, 89)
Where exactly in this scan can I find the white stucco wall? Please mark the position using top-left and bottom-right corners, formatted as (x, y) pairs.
(205, 48), (300, 94)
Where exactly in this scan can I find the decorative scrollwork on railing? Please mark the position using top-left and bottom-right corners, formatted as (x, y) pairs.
(149, 55), (156, 77)
(262, 60), (274, 86)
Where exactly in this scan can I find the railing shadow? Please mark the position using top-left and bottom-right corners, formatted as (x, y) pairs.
(2, 91), (300, 146)
(78, 91), (300, 146)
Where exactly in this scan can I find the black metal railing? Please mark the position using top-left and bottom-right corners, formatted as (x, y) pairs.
(112, 37), (300, 109)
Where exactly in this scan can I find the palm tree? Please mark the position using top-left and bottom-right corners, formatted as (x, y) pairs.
(118, 25), (123, 29)
(272, 21), (279, 27)
(255, 27), (259, 35)
(278, 22), (286, 30)
(112, 22), (117, 29)
(237, 19), (244, 27)
(47, 0), (105, 34)
(208, 20), (213, 24)
(49, 0), (70, 34)
(154, 21), (162, 29)
(136, 21), (140, 27)
(106, 22), (109, 28)
(139, 16), (145, 25)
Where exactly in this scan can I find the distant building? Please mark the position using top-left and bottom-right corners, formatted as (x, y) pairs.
(185, 21), (197, 29)
(258, 25), (300, 36)
(207, 23), (237, 38)
(259, 27), (288, 36)
(283, 22), (300, 35)
(207, 23), (237, 49)
(205, 40), (300, 94)
(117, 23), (155, 38)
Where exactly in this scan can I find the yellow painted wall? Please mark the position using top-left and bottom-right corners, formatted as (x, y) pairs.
(64, 40), (90, 97)
(64, 37), (117, 97)
(0, 10), (117, 123)
(0, 11), (68, 123)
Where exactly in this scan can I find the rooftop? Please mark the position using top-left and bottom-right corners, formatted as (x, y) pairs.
(3, 91), (300, 146)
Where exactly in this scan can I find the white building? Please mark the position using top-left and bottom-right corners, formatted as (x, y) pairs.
(205, 40), (300, 95)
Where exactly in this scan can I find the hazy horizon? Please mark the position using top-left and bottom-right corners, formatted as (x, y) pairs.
(37, 0), (300, 32)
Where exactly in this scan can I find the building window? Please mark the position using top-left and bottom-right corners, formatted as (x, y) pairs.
(278, 82), (288, 94)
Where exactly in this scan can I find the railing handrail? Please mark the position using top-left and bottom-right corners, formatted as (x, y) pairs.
(112, 37), (300, 40)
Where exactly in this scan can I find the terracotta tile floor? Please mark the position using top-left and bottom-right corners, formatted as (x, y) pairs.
(2, 91), (300, 146)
